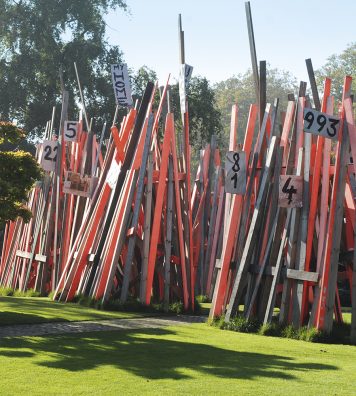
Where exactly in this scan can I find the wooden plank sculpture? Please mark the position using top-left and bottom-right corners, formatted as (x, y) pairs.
(0, 5), (355, 343)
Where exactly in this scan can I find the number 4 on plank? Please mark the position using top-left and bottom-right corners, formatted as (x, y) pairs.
(224, 151), (246, 195)
(41, 140), (58, 172)
(278, 175), (303, 208)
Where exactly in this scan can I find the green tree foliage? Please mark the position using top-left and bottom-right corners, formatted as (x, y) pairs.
(131, 65), (157, 100)
(214, 68), (298, 148)
(129, 70), (222, 165)
(0, 122), (42, 225)
(170, 76), (223, 155)
(315, 42), (356, 103)
(0, 0), (127, 138)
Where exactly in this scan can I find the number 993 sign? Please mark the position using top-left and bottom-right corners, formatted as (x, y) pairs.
(303, 108), (340, 140)
(225, 151), (246, 195)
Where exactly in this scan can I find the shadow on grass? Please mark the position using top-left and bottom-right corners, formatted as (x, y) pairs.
(0, 328), (338, 380)
(0, 297), (141, 325)
(0, 311), (59, 326)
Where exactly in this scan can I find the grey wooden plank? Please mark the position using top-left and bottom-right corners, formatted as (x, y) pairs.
(34, 254), (47, 264)
(16, 251), (33, 260)
(225, 136), (278, 322)
(259, 60), (266, 127)
(248, 265), (275, 276)
(292, 129), (311, 328)
(233, 105), (272, 269)
(305, 59), (321, 111)
(245, 1), (259, 112)
(203, 167), (220, 294)
(164, 156), (174, 311)
(263, 209), (292, 324)
(279, 148), (303, 325)
(323, 119), (350, 333)
(287, 269), (318, 283)
(53, 89), (69, 289)
(256, 146), (284, 320)
(120, 114), (154, 303)
(140, 151), (154, 302)
(245, 207), (280, 320)
(197, 150), (205, 295)
(102, 171), (139, 302)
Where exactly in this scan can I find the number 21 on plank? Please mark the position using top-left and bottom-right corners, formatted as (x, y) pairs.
(41, 140), (58, 172)
(303, 108), (340, 140)
(225, 151), (246, 195)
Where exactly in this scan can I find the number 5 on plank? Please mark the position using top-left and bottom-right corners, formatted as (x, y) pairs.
(278, 175), (303, 208)
(225, 151), (246, 195)
(64, 121), (79, 142)
(41, 140), (58, 172)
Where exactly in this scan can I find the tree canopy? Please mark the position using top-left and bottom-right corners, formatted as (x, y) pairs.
(214, 67), (298, 148)
(315, 42), (356, 102)
(0, 122), (42, 225)
(0, 0), (127, 138)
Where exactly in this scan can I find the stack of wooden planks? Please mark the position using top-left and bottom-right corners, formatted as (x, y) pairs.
(0, 7), (355, 343)
(209, 72), (355, 339)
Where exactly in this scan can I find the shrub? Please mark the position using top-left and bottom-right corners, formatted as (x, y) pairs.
(25, 289), (41, 297)
(209, 315), (228, 329)
(169, 301), (183, 314)
(195, 295), (210, 303)
(303, 327), (324, 343)
(259, 322), (281, 337)
(281, 325), (299, 339)
(0, 287), (14, 296)
(226, 315), (260, 333)
(13, 290), (27, 297)
(48, 290), (57, 300)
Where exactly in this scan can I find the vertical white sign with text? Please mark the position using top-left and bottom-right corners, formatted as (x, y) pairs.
(111, 64), (133, 107)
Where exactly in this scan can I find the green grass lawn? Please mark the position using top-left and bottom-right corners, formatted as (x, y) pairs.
(0, 297), (143, 325)
(0, 324), (355, 395)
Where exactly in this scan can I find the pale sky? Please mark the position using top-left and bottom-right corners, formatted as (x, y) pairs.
(105, 0), (355, 85)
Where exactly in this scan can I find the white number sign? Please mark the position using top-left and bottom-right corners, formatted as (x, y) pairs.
(225, 151), (246, 194)
(111, 64), (133, 107)
(303, 108), (340, 141)
(178, 63), (193, 114)
(41, 140), (58, 172)
(278, 175), (303, 208)
(64, 121), (79, 142)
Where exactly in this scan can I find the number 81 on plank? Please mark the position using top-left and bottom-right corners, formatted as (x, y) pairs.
(303, 108), (340, 141)
(224, 151), (246, 195)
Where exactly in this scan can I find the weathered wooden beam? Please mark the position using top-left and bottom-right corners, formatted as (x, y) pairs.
(120, 114), (154, 303)
(305, 59), (321, 111)
(164, 156), (174, 311)
(225, 136), (278, 322)
(245, 1), (259, 110)
(264, 209), (292, 324)
(15, 251), (33, 260)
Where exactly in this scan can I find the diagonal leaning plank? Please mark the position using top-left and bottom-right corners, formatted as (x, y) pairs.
(120, 114), (154, 303)
(145, 115), (172, 305)
(225, 136), (278, 322)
